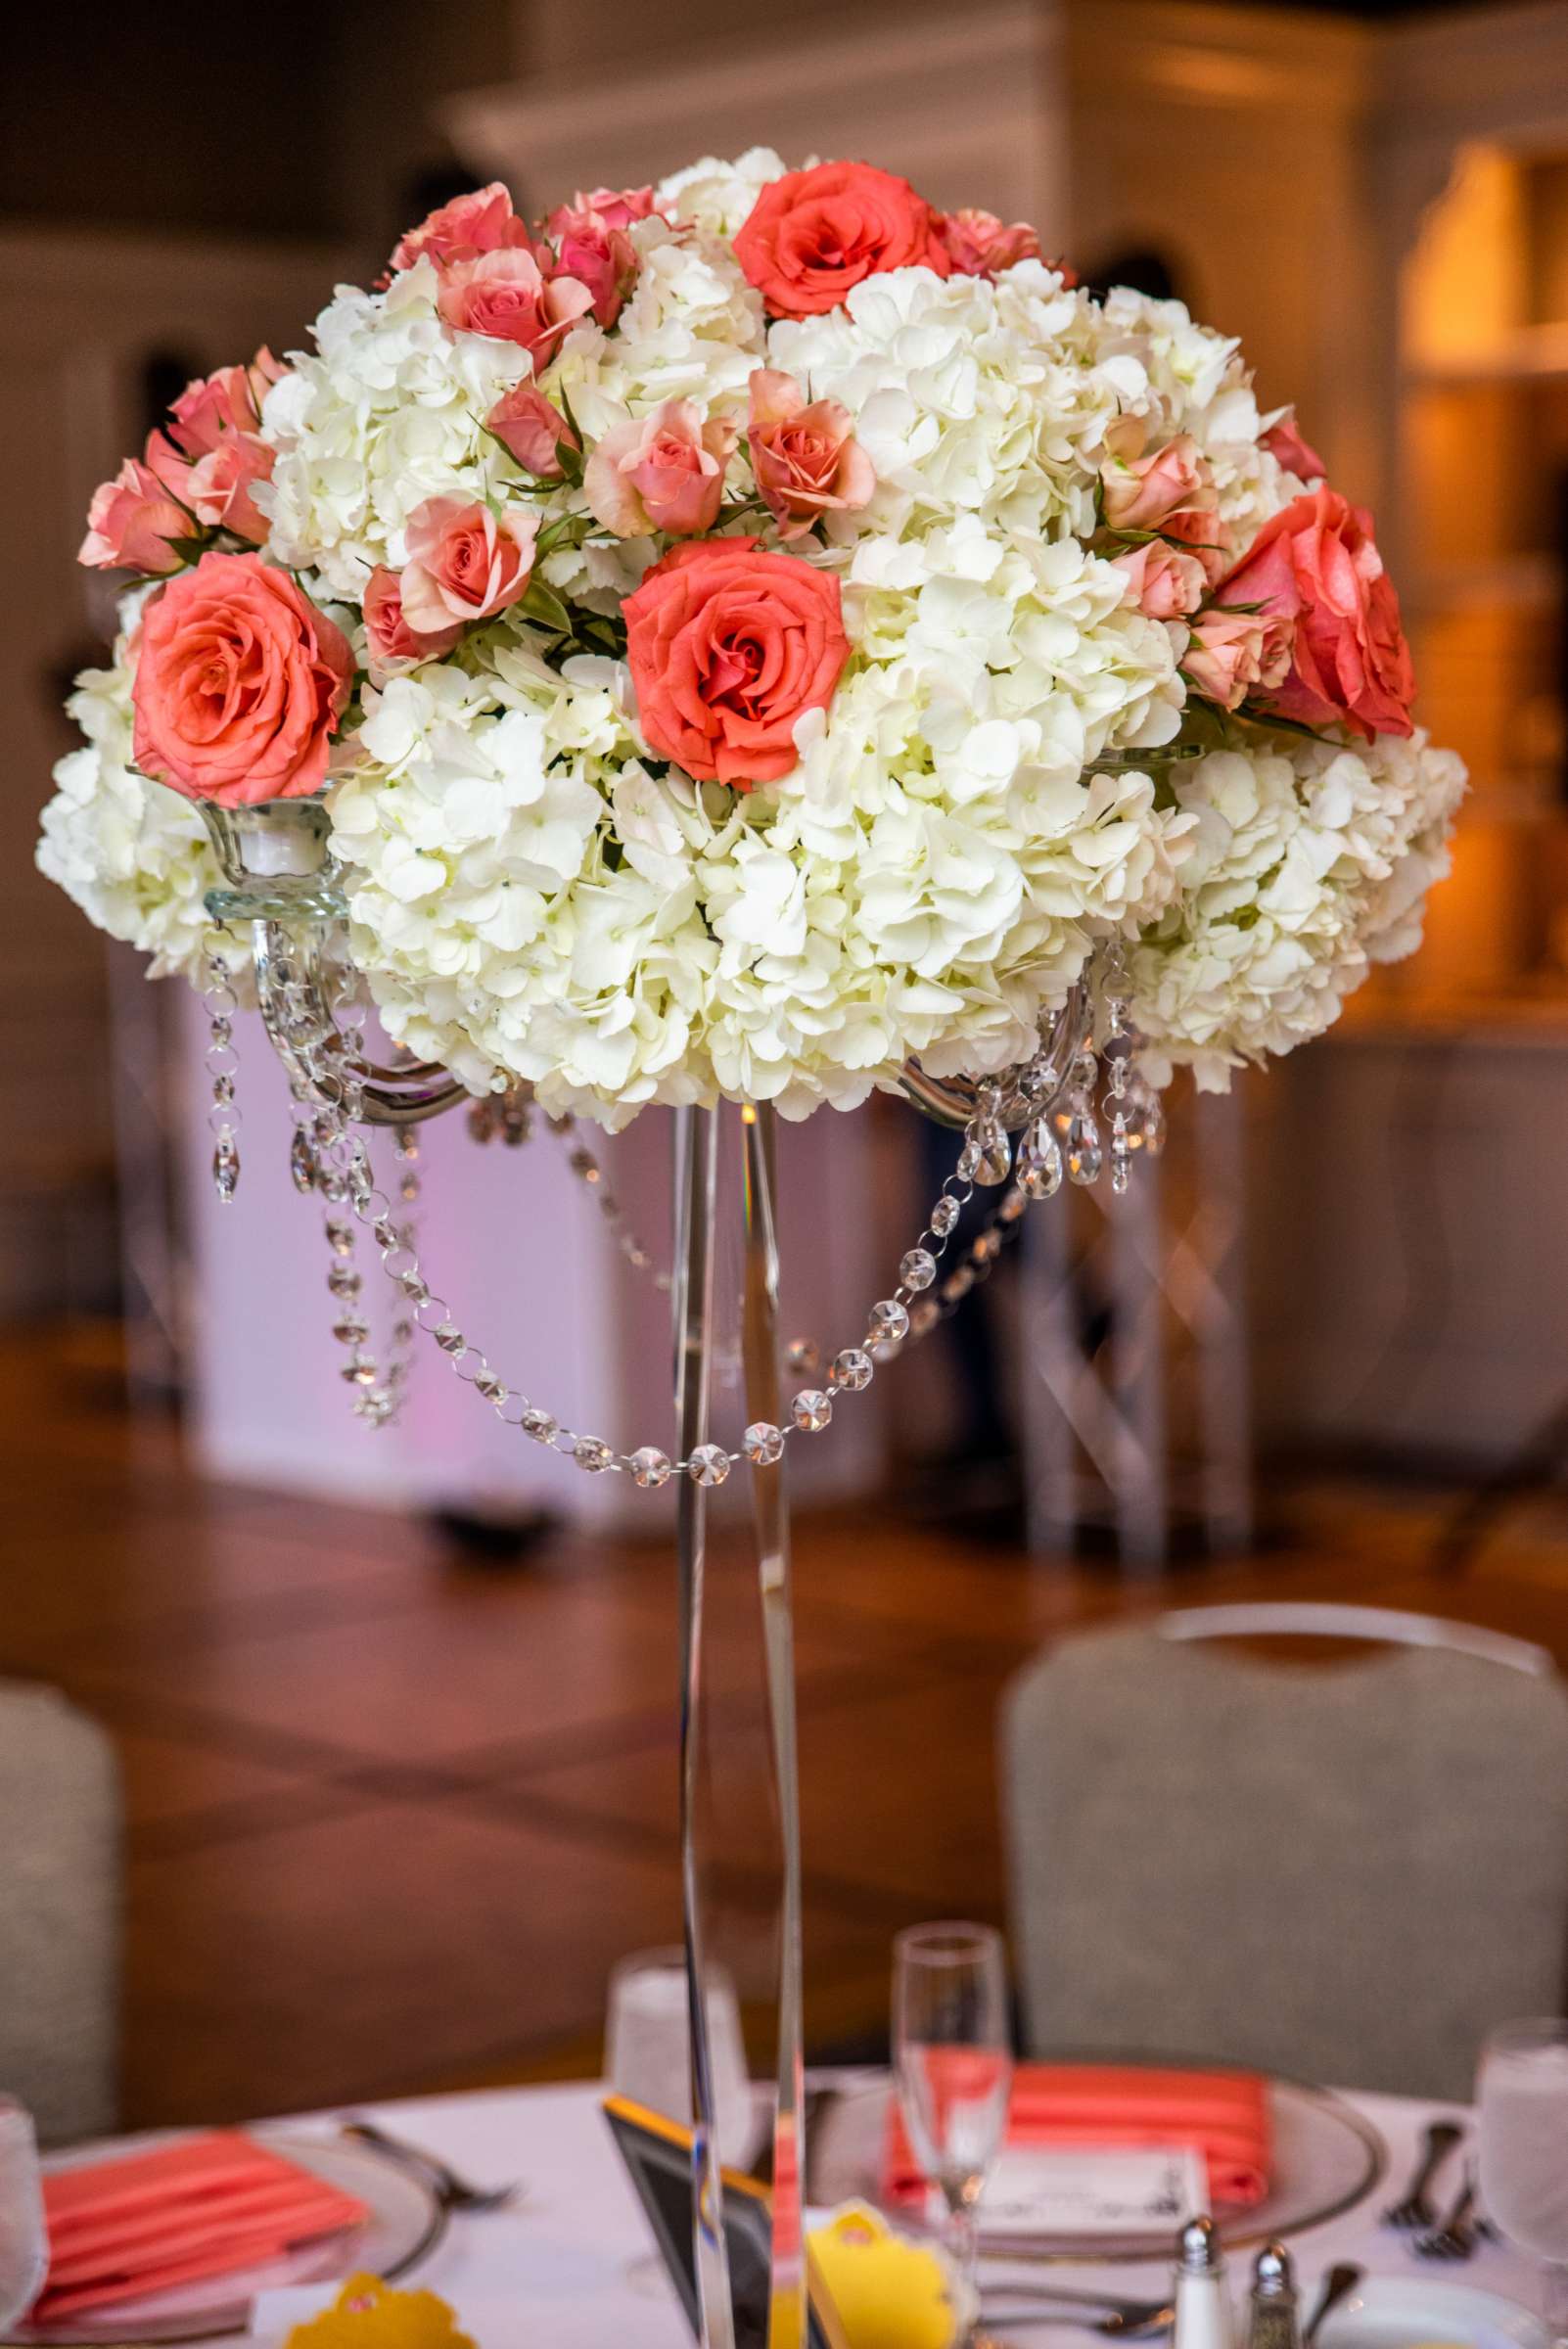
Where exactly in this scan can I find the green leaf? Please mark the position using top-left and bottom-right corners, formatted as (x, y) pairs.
(521, 576), (574, 636)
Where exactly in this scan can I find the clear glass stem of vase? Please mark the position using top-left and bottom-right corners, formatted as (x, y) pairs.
(673, 1105), (737, 2349)
(740, 1103), (807, 2349)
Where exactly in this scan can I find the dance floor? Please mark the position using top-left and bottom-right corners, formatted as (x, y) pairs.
(7, 1331), (1568, 2132)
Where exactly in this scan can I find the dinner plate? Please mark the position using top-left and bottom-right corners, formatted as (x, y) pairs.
(9, 2131), (445, 2345)
(1315, 2276), (1549, 2349)
(807, 2065), (1386, 2264)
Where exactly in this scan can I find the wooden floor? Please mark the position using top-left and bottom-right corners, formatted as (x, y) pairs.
(6, 1330), (1568, 2133)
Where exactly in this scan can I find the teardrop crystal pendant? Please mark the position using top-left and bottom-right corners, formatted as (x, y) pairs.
(972, 1118), (1012, 1186)
(1065, 1106), (1102, 1186)
(1018, 1120), (1063, 1200)
(290, 1127), (319, 1194)
(212, 1132), (241, 1202)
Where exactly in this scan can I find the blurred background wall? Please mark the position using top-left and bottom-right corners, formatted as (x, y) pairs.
(8, 0), (1568, 1510)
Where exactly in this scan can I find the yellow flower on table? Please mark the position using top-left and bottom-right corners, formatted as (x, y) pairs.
(808, 2202), (971, 2349)
(283, 2275), (476, 2349)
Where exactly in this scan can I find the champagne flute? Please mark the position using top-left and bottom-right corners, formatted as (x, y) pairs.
(894, 1922), (1012, 2337)
(1477, 2018), (1568, 2345)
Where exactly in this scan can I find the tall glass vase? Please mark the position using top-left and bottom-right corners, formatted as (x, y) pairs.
(672, 1104), (807, 2349)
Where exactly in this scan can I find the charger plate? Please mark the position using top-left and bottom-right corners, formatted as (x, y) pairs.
(10, 2131), (444, 2345)
(807, 2065), (1386, 2265)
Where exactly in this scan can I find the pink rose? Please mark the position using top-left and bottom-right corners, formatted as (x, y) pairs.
(165, 349), (280, 460)
(131, 551), (351, 805)
(746, 369), (875, 541)
(1261, 409), (1326, 484)
(186, 432), (274, 544)
(584, 400), (735, 538)
(734, 160), (950, 318)
(390, 183), (532, 273)
(623, 535), (851, 787)
(436, 249), (593, 363)
(1215, 485), (1414, 740)
(485, 382), (580, 479)
(399, 496), (537, 633)
(1100, 426), (1215, 532)
(1162, 501), (1232, 585)
(78, 457), (189, 576)
(545, 192), (646, 327)
(1112, 540), (1207, 621)
(363, 567), (463, 673)
(940, 207), (1043, 277)
(1182, 607), (1293, 711)
(568, 186), (655, 233)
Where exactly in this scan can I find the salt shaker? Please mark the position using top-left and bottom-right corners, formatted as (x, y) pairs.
(1173, 2215), (1233, 2349)
(1245, 2242), (1302, 2349)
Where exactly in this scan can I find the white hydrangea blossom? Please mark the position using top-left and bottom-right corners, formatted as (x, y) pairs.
(36, 627), (247, 993)
(655, 147), (789, 240)
(1130, 726), (1468, 1088)
(259, 259), (533, 598)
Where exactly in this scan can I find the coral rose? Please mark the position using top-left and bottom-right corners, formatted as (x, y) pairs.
(399, 497), (537, 634)
(78, 457), (189, 576)
(567, 184), (655, 233)
(1183, 607), (1292, 712)
(940, 208), (1044, 277)
(186, 432), (274, 544)
(1112, 540), (1207, 622)
(1216, 486), (1415, 739)
(623, 535), (851, 787)
(391, 183), (532, 273)
(131, 551), (351, 805)
(585, 400), (735, 538)
(486, 383), (580, 479)
(165, 349), (280, 459)
(363, 567), (463, 674)
(1261, 409), (1326, 484)
(436, 249), (593, 364)
(733, 161), (950, 318)
(746, 369), (875, 541)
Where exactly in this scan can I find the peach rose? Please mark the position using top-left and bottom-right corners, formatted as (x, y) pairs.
(1261, 409), (1326, 484)
(131, 551), (351, 805)
(1112, 540), (1207, 622)
(733, 160), (950, 318)
(436, 249), (593, 363)
(1182, 607), (1293, 711)
(485, 382), (580, 479)
(940, 207), (1043, 277)
(545, 192), (646, 327)
(746, 369), (875, 541)
(584, 400), (735, 538)
(1162, 501), (1232, 585)
(399, 496), (537, 634)
(1100, 424), (1215, 533)
(186, 432), (274, 544)
(391, 183), (532, 273)
(78, 457), (189, 576)
(363, 567), (463, 673)
(623, 535), (851, 787)
(165, 349), (280, 460)
(1216, 486), (1415, 739)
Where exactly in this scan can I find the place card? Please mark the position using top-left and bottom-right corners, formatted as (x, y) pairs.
(969, 2142), (1209, 2239)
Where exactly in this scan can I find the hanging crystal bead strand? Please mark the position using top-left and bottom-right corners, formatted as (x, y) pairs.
(1057, 1047), (1103, 1186)
(1100, 944), (1135, 1195)
(203, 942), (242, 1202)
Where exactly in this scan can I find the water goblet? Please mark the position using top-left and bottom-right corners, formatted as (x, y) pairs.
(1477, 2018), (1568, 2344)
(0, 2099), (46, 2331)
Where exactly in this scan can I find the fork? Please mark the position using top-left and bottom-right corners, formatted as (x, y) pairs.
(1382, 2119), (1464, 2230)
(1413, 2177), (1477, 2262)
(978, 2299), (1174, 2337)
(340, 2117), (521, 2212)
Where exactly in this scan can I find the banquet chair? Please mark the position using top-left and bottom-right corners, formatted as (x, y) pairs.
(1000, 1604), (1568, 2099)
(0, 1683), (120, 2142)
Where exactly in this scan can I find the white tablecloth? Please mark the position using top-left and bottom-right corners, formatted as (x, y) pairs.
(258, 2081), (1543, 2349)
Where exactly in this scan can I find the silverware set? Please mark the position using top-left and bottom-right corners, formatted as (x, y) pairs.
(1380, 2116), (1494, 2261)
(340, 2117), (522, 2213)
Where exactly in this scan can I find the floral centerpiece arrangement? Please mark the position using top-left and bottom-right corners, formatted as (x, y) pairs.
(41, 149), (1464, 1135)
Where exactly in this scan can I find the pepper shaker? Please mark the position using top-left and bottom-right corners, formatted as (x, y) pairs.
(1245, 2242), (1302, 2349)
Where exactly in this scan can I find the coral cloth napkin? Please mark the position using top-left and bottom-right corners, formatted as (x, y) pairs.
(33, 2133), (367, 2321)
(884, 2062), (1272, 2211)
